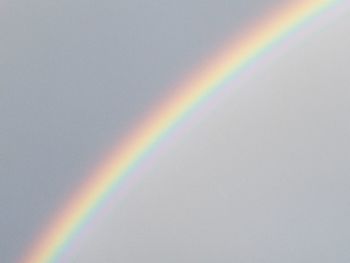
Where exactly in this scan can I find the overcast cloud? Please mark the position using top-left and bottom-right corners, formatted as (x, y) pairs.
(0, 1), (349, 262)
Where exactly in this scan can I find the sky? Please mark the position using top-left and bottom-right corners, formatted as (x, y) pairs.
(0, 1), (349, 262)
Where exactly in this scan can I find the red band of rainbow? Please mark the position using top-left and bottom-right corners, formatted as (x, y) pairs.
(20, 1), (341, 262)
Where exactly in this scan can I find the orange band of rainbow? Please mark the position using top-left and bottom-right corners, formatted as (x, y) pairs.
(20, 1), (341, 262)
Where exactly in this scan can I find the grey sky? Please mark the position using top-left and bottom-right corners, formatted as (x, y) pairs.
(69, 8), (350, 262)
(0, 1), (349, 262)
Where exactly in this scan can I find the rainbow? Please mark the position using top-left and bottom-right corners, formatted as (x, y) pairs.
(21, 1), (342, 262)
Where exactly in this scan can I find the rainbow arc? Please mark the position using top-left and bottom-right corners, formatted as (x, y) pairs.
(20, 1), (341, 262)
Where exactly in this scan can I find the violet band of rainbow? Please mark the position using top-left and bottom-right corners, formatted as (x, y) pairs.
(20, 1), (341, 263)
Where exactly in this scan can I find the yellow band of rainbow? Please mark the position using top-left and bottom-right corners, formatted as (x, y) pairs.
(20, 1), (341, 262)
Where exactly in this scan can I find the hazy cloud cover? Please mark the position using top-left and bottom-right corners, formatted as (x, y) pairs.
(0, 1), (349, 262)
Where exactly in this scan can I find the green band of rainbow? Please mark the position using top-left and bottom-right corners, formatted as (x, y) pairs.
(21, 1), (341, 262)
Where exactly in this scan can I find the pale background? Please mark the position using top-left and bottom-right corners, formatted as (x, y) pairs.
(0, 1), (349, 262)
